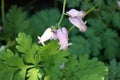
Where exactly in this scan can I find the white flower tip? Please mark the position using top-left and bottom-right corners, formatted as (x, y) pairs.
(85, 21), (87, 24)
(79, 27), (87, 32)
(68, 43), (72, 46)
(59, 45), (68, 51)
(37, 36), (45, 46)
(38, 36), (41, 40)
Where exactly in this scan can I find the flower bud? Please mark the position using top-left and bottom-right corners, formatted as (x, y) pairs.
(38, 28), (56, 46)
(56, 27), (69, 50)
(66, 9), (86, 18)
(66, 9), (87, 32)
(69, 17), (87, 32)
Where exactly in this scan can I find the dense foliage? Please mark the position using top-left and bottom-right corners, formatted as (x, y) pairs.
(0, 33), (107, 80)
(0, 0), (120, 80)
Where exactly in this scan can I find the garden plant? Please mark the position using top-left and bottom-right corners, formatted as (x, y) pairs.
(0, 0), (120, 80)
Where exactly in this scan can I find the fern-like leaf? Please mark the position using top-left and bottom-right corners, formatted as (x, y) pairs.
(69, 36), (91, 56)
(16, 32), (38, 63)
(101, 29), (119, 59)
(0, 49), (27, 80)
(5, 5), (29, 39)
(29, 9), (60, 38)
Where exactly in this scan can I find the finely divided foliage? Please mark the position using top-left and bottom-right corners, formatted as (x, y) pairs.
(0, 33), (107, 80)
(0, 0), (120, 80)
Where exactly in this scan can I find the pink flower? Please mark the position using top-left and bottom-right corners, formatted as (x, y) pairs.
(38, 28), (56, 46)
(66, 9), (85, 18)
(69, 17), (87, 32)
(56, 27), (69, 50)
(66, 9), (87, 32)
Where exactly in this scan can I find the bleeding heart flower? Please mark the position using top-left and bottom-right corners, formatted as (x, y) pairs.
(66, 9), (85, 18)
(69, 17), (87, 32)
(66, 9), (87, 32)
(38, 28), (56, 46)
(56, 27), (69, 50)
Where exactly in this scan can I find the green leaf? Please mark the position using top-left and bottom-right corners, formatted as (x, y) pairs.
(0, 49), (25, 67)
(0, 49), (14, 60)
(13, 68), (26, 80)
(78, 55), (108, 80)
(100, 10), (112, 23)
(0, 48), (27, 80)
(30, 9), (60, 38)
(105, 59), (120, 80)
(116, 63), (120, 79)
(5, 54), (24, 67)
(53, 50), (69, 67)
(63, 54), (108, 80)
(0, 61), (18, 80)
(109, 59), (117, 80)
(44, 66), (63, 80)
(101, 29), (119, 59)
(107, 0), (118, 10)
(112, 12), (120, 29)
(87, 18), (106, 35)
(16, 32), (32, 54)
(80, 1), (93, 10)
(16, 32), (38, 63)
(5, 5), (29, 39)
(38, 41), (69, 80)
(38, 40), (60, 63)
(65, 55), (78, 73)
(27, 68), (42, 80)
(39, 40), (60, 56)
(85, 29), (102, 56)
(69, 36), (91, 56)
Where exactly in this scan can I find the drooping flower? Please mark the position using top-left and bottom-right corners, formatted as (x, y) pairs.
(38, 28), (56, 46)
(56, 27), (69, 50)
(66, 9), (85, 18)
(69, 17), (87, 32)
(66, 9), (87, 32)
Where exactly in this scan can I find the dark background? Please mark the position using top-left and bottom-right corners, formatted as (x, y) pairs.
(0, 0), (61, 14)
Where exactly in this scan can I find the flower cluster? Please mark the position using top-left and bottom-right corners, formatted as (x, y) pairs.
(38, 27), (69, 50)
(38, 9), (87, 50)
(66, 9), (87, 32)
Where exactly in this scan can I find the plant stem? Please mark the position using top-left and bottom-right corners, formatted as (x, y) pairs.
(86, 6), (96, 15)
(1, 0), (5, 32)
(68, 25), (74, 33)
(57, 0), (66, 27)
(86, 0), (102, 15)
